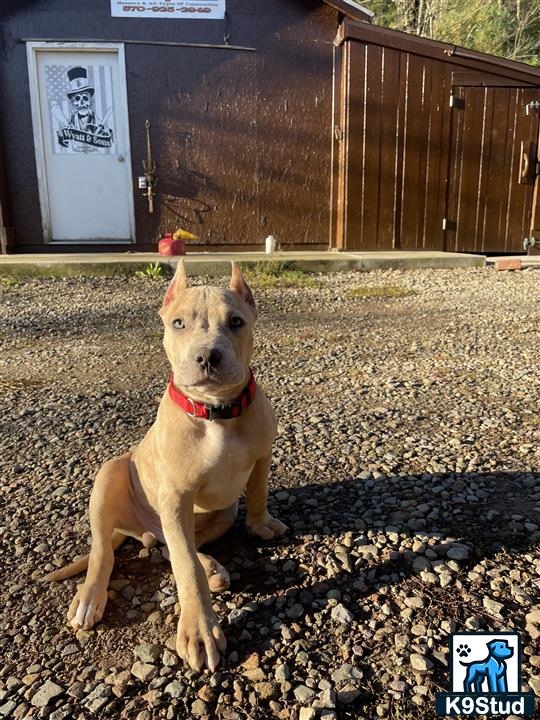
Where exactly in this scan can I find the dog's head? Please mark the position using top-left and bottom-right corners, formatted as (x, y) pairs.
(159, 260), (257, 400)
(487, 639), (513, 660)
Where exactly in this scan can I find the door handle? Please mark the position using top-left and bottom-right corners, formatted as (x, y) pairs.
(518, 141), (536, 184)
(520, 148), (530, 180)
(117, 155), (125, 163)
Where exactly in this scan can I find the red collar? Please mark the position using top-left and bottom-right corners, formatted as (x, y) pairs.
(168, 369), (256, 421)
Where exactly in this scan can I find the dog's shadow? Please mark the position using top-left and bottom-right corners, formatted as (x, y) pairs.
(110, 470), (538, 653)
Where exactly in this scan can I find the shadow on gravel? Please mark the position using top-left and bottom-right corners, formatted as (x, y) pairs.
(109, 469), (539, 619)
(198, 470), (539, 651)
(219, 470), (540, 587)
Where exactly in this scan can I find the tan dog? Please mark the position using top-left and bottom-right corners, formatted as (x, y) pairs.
(44, 261), (287, 671)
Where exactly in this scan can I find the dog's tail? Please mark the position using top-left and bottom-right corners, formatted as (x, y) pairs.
(41, 531), (127, 582)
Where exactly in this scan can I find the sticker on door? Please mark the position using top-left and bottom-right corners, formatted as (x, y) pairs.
(44, 64), (116, 155)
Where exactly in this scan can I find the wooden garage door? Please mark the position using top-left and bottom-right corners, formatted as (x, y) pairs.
(445, 86), (540, 253)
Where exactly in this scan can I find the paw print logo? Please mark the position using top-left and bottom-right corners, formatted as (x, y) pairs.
(457, 643), (471, 658)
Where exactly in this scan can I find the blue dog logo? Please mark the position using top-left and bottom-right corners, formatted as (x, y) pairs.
(435, 632), (536, 716)
(459, 639), (513, 693)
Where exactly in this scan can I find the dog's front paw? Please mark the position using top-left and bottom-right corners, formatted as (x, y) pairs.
(177, 608), (226, 672)
(247, 514), (288, 540)
(67, 583), (108, 630)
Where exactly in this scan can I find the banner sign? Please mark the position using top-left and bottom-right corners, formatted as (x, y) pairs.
(111, 1), (226, 19)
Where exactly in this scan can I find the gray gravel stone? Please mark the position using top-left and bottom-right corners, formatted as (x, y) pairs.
(30, 680), (64, 707)
(410, 654), (433, 672)
(331, 603), (354, 625)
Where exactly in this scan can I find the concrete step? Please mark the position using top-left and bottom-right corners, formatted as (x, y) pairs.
(0, 250), (485, 277)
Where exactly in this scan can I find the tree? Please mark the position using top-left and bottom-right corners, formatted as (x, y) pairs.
(359, 0), (540, 65)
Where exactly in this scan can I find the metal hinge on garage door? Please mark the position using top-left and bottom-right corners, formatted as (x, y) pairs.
(449, 94), (465, 109)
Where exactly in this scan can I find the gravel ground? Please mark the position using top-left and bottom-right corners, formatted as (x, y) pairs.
(0, 267), (539, 720)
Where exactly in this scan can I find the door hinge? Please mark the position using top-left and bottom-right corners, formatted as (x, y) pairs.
(334, 125), (344, 142)
(442, 218), (457, 231)
(449, 94), (465, 109)
(523, 236), (539, 250)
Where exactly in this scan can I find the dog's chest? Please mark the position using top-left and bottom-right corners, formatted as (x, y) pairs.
(194, 423), (254, 510)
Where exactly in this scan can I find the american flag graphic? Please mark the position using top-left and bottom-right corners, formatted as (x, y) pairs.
(44, 64), (116, 155)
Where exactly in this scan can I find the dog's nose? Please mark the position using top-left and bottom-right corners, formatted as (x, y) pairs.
(195, 348), (222, 370)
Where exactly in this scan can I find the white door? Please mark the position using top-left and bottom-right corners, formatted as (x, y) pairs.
(29, 46), (134, 242)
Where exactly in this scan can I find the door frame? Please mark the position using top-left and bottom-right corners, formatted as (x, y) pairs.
(26, 41), (135, 244)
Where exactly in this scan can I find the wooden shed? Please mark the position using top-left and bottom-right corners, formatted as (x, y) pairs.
(333, 20), (540, 254)
(1, 0), (539, 255)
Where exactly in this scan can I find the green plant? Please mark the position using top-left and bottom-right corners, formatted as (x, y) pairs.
(0, 276), (17, 287)
(245, 262), (319, 288)
(135, 262), (164, 280)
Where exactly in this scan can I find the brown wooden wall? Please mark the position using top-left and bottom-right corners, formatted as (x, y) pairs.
(0, 0), (339, 253)
(334, 21), (540, 253)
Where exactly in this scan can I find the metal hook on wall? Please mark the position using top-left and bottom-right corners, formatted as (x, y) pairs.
(142, 119), (157, 213)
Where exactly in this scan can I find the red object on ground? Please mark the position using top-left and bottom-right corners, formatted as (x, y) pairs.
(494, 259), (522, 271)
(158, 233), (186, 256)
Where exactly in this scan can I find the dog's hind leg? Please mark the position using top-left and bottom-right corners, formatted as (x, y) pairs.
(67, 453), (144, 630)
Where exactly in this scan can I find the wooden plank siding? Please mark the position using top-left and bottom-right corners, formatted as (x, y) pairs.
(336, 20), (540, 253)
(339, 43), (454, 250)
(446, 86), (540, 253)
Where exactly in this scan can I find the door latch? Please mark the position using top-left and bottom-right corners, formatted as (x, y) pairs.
(525, 100), (540, 116)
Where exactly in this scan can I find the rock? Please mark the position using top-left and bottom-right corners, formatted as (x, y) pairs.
(528, 676), (540, 697)
(410, 654), (433, 672)
(31, 680), (64, 707)
(254, 682), (276, 699)
(67, 681), (85, 699)
(447, 546), (470, 561)
(0, 701), (17, 717)
(331, 603), (354, 625)
(294, 685), (317, 704)
(164, 680), (185, 698)
(61, 643), (79, 657)
(331, 663), (363, 684)
(275, 664), (290, 683)
(299, 709), (317, 720)
(314, 687), (336, 709)
(134, 643), (162, 663)
(389, 679), (409, 692)
(162, 649), (177, 667)
(241, 652), (260, 670)
(198, 685), (216, 703)
(356, 544), (379, 557)
(228, 608), (247, 624)
(286, 603), (304, 619)
(483, 597), (504, 616)
(404, 596), (424, 609)
(84, 683), (112, 713)
(242, 668), (266, 683)
(131, 661), (159, 682)
(336, 684), (362, 704)
(525, 608), (540, 626)
(111, 670), (131, 696)
(191, 699), (209, 716)
(412, 557), (432, 572)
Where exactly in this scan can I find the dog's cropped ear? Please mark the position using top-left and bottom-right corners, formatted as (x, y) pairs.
(162, 259), (188, 307)
(230, 261), (255, 309)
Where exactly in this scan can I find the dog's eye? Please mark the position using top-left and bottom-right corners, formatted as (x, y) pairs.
(230, 316), (244, 329)
(172, 318), (185, 330)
